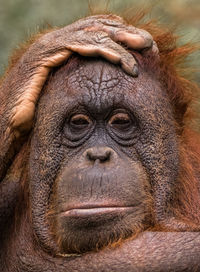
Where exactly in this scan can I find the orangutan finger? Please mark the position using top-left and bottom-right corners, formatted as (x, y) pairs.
(113, 31), (153, 50)
(95, 47), (138, 76)
(66, 42), (138, 77)
(85, 25), (154, 51)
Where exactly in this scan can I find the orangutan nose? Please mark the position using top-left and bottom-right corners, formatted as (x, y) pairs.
(86, 147), (113, 163)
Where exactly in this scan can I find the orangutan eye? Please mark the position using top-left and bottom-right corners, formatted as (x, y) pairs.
(109, 113), (131, 129)
(63, 113), (94, 146)
(70, 114), (91, 128)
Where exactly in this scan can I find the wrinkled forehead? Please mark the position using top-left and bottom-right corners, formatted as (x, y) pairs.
(43, 56), (166, 112)
(66, 58), (133, 93)
(46, 56), (139, 97)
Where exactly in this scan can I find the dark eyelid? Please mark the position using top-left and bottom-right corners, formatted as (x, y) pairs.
(69, 114), (92, 130)
(71, 114), (90, 123)
(109, 112), (131, 124)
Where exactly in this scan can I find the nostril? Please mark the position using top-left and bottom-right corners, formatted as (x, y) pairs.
(86, 148), (112, 163)
(98, 150), (111, 162)
(86, 152), (94, 161)
(104, 151), (111, 161)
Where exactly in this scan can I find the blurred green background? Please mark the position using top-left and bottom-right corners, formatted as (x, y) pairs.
(0, 0), (199, 81)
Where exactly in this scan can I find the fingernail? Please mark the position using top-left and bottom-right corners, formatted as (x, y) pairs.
(132, 64), (138, 77)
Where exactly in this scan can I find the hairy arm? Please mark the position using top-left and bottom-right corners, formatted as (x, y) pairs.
(11, 231), (199, 272)
(58, 232), (200, 272)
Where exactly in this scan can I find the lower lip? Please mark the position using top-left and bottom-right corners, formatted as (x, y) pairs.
(60, 207), (133, 217)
